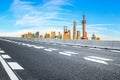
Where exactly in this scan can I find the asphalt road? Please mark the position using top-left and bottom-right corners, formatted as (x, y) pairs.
(0, 38), (120, 80)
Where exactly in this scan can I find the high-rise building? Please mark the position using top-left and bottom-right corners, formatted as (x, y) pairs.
(73, 20), (76, 39)
(77, 31), (81, 40)
(44, 33), (50, 38)
(24, 34), (28, 38)
(68, 29), (71, 39)
(85, 32), (88, 39)
(82, 13), (87, 40)
(28, 32), (33, 38)
(32, 34), (35, 38)
(51, 31), (55, 39)
(40, 35), (43, 39)
(64, 26), (68, 34)
(35, 32), (39, 38)
(58, 32), (62, 39)
(63, 29), (71, 39)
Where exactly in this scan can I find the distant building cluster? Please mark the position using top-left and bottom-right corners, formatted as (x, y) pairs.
(21, 32), (39, 38)
(21, 14), (101, 40)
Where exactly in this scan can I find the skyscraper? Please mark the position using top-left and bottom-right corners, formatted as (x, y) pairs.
(40, 35), (43, 39)
(63, 26), (71, 39)
(58, 32), (62, 39)
(35, 32), (39, 38)
(51, 31), (55, 39)
(77, 30), (81, 40)
(82, 13), (87, 40)
(44, 33), (50, 38)
(73, 20), (76, 39)
(68, 29), (71, 39)
(64, 26), (68, 34)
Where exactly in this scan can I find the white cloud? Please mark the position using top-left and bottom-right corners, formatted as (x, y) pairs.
(10, 0), (72, 27)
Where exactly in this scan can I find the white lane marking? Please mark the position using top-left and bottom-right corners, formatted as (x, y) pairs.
(0, 50), (5, 53)
(8, 62), (24, 70)
(111, 50), (120, 53)
(0, 56), (19, 80)
(84, 57), (108, 65)
(34, 46), (45, 49)
(89, 48), (101, 50)
(26, 44), (36, 47)
(2, 55), (11, 59)
(64, 51), (78, 54)
(22, 43), (28, 46)
(59, 52), (71, 56)
(88, 56), (113, 61)
(44, 49), (52, 52)
(48, 48), (58, 51)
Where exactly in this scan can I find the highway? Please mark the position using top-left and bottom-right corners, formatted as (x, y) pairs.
(0, 38), (120, 80)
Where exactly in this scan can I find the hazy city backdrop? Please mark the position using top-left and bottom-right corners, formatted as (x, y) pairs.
(0, 0), (120, 40)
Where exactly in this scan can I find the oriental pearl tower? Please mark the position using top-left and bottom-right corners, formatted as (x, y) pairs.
(82, 13), (87, 40)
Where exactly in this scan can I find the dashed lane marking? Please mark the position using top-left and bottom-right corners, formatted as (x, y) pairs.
(44, 49), (52, 52)
(64, 51), (78, 54)
(48, 48), (58, 51)
(2, 55), (11, 59)
(84, 57), (108, 65)
(0, 50), (5, 53)
(59, 52), (71, 56)
(22, 43), (28, 46)
(88, 56), (113, 61)
(0, 56), (19, 80)
(8, 62), (24, 70)
(34, 46), (45, 49)
(111, 50), (120, 53)
(84, 56), (113, 65)
(26, 44), (36, 47)
(59, 51), (78, 56)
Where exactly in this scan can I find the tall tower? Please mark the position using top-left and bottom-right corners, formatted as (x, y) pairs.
(82, 13), (87, 40)
(68, 29), (71, 39)
(73, 20), (76, 39)
(77, 30), (81, 40)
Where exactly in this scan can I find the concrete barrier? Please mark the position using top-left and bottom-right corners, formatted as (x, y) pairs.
(1, 37), (120, 50)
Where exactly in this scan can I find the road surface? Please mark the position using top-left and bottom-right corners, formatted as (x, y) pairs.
(0, 38), (120, 80)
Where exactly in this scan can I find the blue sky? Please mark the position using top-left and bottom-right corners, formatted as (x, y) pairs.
(0, 0), (120, 40)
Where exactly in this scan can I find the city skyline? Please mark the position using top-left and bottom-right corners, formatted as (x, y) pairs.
(0, 0), (120, 40)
